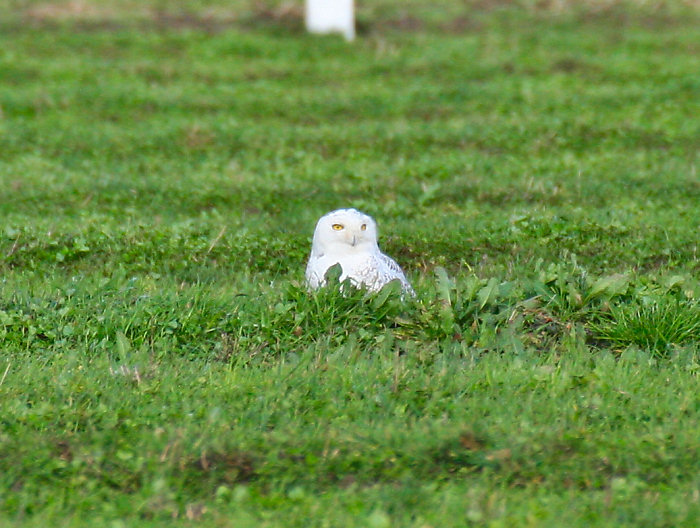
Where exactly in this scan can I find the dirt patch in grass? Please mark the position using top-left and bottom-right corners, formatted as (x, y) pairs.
(188, 450), (258, 485)
(25, 0), (118, 20)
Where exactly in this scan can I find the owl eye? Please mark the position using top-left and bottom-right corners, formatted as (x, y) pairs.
(360, 224), (367, 231)
(332, 224), (344, 231)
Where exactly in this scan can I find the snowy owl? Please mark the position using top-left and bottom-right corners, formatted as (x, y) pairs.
(305, 208), (414, 295)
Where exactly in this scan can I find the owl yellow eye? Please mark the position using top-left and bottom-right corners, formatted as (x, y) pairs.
(360, 224), (367, 231)
(332, 224), (344, 231)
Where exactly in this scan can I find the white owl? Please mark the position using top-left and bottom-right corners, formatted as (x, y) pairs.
(305, 208), (414, 295)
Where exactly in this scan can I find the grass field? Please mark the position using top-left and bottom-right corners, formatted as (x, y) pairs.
(1, 1), (699, 526)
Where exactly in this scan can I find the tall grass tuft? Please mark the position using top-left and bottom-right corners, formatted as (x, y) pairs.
(589, 298), (700, 355)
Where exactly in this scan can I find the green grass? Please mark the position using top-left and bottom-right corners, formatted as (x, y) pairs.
(1, 1), (699, 526)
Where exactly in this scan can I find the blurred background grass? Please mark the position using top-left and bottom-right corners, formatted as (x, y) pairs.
(2, 0), (700, 29)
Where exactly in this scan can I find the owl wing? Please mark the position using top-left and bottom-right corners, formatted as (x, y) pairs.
(305, 256), (324, 290)
(378, 253), (415, 296)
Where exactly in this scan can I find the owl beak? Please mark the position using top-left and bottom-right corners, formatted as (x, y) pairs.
(351, 235), (357, 246)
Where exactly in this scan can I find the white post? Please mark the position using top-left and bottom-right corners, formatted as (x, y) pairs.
(305, 0), (355, 41)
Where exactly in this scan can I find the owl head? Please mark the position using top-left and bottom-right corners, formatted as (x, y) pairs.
(310, 208), (379, 257)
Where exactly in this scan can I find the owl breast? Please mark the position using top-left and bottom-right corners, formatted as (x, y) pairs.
(306, 252), (412, 294)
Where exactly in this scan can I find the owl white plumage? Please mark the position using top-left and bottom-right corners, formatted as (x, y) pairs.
(305, 208), (414, 295)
